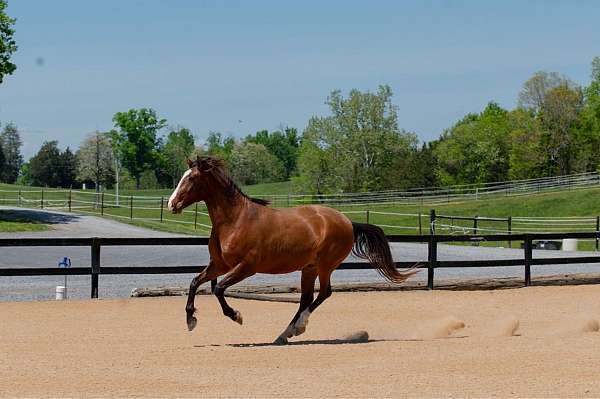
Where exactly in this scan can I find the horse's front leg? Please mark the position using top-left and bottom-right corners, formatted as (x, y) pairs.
(274, 265), (318, 345)
(213, 262), (256, 324)
(186, 261), (223, 331)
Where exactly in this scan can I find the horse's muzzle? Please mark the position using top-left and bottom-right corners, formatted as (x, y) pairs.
(168, 200), (184, 214)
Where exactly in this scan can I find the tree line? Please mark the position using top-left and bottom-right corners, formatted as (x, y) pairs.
(1, 57), (600, 193)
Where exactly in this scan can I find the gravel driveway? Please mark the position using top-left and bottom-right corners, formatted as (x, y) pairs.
(2, 207), (599, 301)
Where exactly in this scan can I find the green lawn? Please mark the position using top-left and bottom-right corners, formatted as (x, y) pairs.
(2, 181), (600, 245)
(0, 210), (48, 232)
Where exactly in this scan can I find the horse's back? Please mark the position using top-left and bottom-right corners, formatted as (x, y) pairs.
(251, 204), (354, 273)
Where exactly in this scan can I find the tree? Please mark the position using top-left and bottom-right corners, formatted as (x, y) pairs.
(407, 142), (439, 188)
(76, 132), (115, 190)
(0, 0), (17, 84)
(111, 108), (166, 189)
(539, 84), (583, 175)
(576, 57), (600, 173)
(245, 127), (300, 179)
(434, 102), (511, 185)
(295, 117), (343, 194)
(16, 161), (30, 185)
(28, 141), (63, 187)
(297, 85), (417, 193)
(59, 147), (77, 188)
(507, 109), (544, 179)
(518, 71), (573, 113)
(0, 122), (23, 183)
(28, 141), (77, 187)
(205, 131), (235, 161)
(0, 138), (5, 179)
(229, 142), (285, 185)
(162, 127), (195, 187)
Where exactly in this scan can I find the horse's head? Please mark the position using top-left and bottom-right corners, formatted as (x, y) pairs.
(168, 156), (222, 214)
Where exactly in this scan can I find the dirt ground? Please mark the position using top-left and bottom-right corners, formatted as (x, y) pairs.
(1, 286), (600, 398)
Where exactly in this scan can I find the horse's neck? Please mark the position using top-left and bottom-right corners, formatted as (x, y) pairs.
(203, 190), (248, 232)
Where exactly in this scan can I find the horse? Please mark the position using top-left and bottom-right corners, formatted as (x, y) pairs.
(168, 156), (417, 344)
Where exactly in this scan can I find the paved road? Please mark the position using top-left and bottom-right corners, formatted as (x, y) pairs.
(2, 207), (599, 301)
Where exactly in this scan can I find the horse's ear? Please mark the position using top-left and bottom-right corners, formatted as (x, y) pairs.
(186, 158), (193, 168)
(198, 159), (212, 172)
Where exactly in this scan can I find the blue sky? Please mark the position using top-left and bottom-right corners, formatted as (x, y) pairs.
(0, 0), (599, 159)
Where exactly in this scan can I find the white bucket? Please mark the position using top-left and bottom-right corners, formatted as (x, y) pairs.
(562, 238), (578, 251)
(56, 286), (66, 300)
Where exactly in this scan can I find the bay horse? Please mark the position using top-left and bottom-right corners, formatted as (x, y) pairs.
(168, 156), (417, 344)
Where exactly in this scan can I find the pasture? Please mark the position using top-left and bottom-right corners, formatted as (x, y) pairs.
(0, 178), (600, 238)
(4, 179), (600, 249)
(1, 287), (599, 397)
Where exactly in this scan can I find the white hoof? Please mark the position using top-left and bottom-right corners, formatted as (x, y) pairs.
(234, 310), (243, 325)
(294, 309), (311, 334)
(294, 325), (306, 336)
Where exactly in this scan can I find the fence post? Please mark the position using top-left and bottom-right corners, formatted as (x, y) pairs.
(18, 190), (21, 207)
(41, 189), (44, 209)
(130, 196), (133, 219)
(67, 189), (72, 212)
(473, 215), (478, 235)
(596, 216), (600, 252)
(428, 235), (437, 290)
(160, 197), (164, 223)
(508, 216), (512, 248)
(524, 235), (532, 287)
(427, 209), (437, 289)
(287, 194), (290, 208)
(366, 210), (370, 224)
(418, 212), (422, 235)
(101, 192), (104, 216)
(194, 203), (198, 230)
(91, 238), (100, 298)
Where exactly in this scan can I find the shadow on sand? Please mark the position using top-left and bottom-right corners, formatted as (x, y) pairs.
(194, 335), (467, 348)
(0, 208), (80, 225)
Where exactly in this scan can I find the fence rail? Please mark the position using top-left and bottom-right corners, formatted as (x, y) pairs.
(3, 231), (600, 298)
(1, 171), (600, 208)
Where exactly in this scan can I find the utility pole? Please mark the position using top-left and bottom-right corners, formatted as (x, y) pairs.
(114, 157), (120, 207)
(95, 131), (100, 209)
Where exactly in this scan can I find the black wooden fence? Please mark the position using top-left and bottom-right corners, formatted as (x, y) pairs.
(2, 231), (600, 298)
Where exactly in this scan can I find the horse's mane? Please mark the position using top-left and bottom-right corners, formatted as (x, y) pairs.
(192, 156), (270, 206)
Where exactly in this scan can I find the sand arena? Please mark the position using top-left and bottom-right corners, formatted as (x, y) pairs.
(1, 285), (600, 398)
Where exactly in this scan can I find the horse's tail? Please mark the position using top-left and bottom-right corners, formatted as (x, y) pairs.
(351, 221), (419, 283)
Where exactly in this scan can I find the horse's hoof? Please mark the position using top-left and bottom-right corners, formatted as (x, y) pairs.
(234, 310), (243, 325)
(273, 336), (288, 345)
(294, 325), (306, 336)
(187, 316), (197, 331)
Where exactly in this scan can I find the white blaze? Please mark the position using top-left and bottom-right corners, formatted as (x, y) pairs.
(168, 169), (192, 211)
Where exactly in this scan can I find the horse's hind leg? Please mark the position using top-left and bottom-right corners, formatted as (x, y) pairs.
(274, 265), (318, 345)
(186, 261), (223, 331)
(293, 267), (333, 335)
(213, 263), (255, 325)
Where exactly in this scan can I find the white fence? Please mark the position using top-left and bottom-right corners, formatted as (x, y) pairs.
(1, 171), (600, 236)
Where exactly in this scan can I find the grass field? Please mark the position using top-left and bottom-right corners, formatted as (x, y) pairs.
(2, 181), (600, 248)
(0, 210), (48, 232)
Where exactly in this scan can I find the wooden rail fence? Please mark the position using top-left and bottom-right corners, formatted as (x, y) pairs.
(3, 231), (600, 298)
